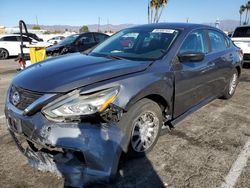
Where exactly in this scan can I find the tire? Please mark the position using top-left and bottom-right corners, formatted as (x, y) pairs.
(221, 69), (239, 99)
(122, 98), (162, 158)
(0, 48), (9, 60)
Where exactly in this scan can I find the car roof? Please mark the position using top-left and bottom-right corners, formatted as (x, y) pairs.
(128, 22), (217, 31)
(0, 34), (22, 37)
(234, 25), (250, 29)
(78, 32), (109, 36)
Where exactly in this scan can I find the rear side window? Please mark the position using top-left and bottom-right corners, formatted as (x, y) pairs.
(0, 36), (18, 41)
(225, 37), (232, 48)
(179, 30), (209, 54)
(233, 27), (250, 37)
(17, 36), (31, 42)
(208, 30), (227, 53)
(78, 33), (95, 45)
(95, 34), (108, 43)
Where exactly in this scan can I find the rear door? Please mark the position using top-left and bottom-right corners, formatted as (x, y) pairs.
(16, 36), (32, 54)
(205, 29), (234, 96)
(173, 29), (213, 117)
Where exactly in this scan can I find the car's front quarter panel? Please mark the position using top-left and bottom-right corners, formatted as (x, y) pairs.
(4, 85), (125, 187)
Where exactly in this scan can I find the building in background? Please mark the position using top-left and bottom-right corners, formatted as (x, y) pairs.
(0, 26), (5, 34)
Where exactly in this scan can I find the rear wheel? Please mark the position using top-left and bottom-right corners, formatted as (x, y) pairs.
(124, 99), (162, 158)
(0, 48), (9, 60)
(221, 69), (239, 99)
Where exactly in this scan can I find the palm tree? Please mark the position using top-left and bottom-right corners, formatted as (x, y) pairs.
(240, 5), (245, 25)
(157, 0), (168, 23)
(149, 0), (168, 23)
(246, 1), (250, 24)
(240, 9), (243, 26)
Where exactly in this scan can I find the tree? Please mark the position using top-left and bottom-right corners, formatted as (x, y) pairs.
(149, 0), (168, 23)
(32, 25), (41, 30)
(246, 1), (250, 24)
(240, 5), (246, 25)
(240, 9), (243, 26)
(240, 1), (250, 25)
(79, 25), (89, 33)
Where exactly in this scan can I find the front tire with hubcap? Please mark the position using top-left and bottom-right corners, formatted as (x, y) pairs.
(122, 99), (162, 158)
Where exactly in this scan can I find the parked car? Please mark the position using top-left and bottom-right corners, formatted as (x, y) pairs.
(5, 23), (242, 187)
(14, 32), (43, 41)
(0, 34), (51, 60)
(47, 36), (65, 45)
(231, 26), (250, 63)
(46, 32), (109, 56)
(0, 34), (34, 59)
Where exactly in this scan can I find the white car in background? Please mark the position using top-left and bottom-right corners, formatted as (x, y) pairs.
(231, 26), (250, 63)
(0, 34), (31, 59)
(47, 36), (65, 45)
(0, 34), (51, 60)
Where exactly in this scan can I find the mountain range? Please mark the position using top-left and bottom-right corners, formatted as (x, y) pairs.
(26, 24), (134, 33)
(26, 19), (241, 33)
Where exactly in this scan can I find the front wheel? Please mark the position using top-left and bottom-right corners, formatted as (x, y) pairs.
(124, 99), (162, 158)
(221, 69), (239, 99)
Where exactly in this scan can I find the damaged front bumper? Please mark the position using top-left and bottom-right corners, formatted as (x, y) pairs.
(5, 101), (126, 187)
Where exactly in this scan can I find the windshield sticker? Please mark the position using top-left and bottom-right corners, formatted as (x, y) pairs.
(152, 29), (176, 34)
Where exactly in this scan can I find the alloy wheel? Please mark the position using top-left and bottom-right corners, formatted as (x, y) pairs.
(0, 49), (8, 60)
(131, 111), (160, 152)
(229, 73), (238, 95)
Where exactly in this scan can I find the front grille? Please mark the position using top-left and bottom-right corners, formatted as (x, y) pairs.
(10, 86), (43, 110)
(243, 53), (250, 61)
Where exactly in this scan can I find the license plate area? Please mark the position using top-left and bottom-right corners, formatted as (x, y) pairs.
(7, 115), (23, 133)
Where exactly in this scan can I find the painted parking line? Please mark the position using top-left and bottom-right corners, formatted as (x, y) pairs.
(221, 137), (250, 188)
(0, 115), (5, 119)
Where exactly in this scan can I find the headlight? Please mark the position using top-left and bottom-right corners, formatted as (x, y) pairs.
(42, 87), (119, 119)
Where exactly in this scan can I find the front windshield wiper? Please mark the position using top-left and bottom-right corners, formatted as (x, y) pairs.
(103, 54), (125, 60)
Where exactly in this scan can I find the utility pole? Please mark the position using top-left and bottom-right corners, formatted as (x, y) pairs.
(36, 16), (39, 26)
(107, 18), (109, 32)
(148, 0), (150, 23)
(98, 17), (101, 32)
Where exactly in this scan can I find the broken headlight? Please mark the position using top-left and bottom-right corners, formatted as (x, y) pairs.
(42, 87), (119, 119)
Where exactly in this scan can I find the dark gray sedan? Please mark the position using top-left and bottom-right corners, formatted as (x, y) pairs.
(5, 23), (242, 187)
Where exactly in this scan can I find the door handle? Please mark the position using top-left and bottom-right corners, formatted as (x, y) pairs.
(229, 53), (234, 60)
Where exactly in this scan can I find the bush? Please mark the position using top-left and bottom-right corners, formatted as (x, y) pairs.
(79, 25), (89, 33)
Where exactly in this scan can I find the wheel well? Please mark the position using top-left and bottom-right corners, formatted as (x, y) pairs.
(235, 66), (241, 76)
(0, 48), (8, 51)
(145, 94), (169, 113)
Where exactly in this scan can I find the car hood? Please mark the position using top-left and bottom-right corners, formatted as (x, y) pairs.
(46, 44), (64, 52)
(12, 53), (152, 93)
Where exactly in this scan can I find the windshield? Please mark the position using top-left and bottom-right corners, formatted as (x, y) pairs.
(58, 34), (79, 45)
(90, 28), (179, 61)
(233, 27), (250, 37)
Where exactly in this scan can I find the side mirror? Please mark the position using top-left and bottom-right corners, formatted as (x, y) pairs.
(228, 33), (232, 38)
(178, 52), (205, 62)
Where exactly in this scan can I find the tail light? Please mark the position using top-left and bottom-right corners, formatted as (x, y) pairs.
(240, 49), (244, 58)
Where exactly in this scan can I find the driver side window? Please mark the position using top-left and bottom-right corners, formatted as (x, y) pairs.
(179, 30), (208, 54)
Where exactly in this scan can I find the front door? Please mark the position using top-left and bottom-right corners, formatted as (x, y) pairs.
(173, 29), (214, 118)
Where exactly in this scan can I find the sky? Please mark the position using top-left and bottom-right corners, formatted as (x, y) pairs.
(0, 0), (248, 27)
